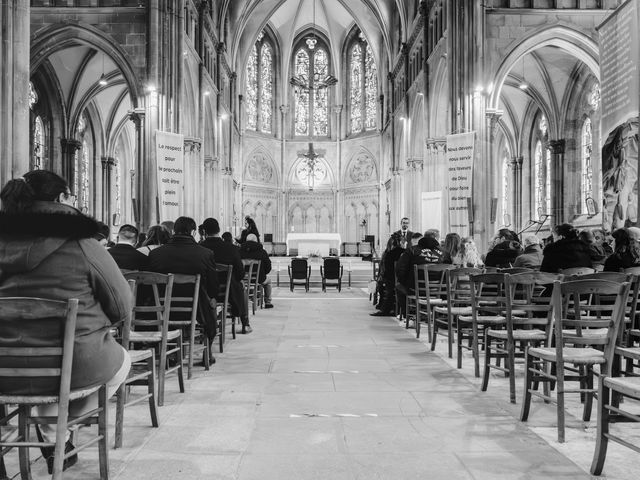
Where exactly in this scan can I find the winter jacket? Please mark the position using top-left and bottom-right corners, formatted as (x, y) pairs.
(0, 202), (130, 394)
(239, 240), (272, 284)
(540, 238), (593, 273)
(513, 245), (544, 268)
(484, 240), (522, 268)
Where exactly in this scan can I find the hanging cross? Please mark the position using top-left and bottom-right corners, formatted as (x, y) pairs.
(300, 143), (323, 191)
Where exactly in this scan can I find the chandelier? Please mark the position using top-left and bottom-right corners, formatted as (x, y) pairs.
(289, 0), (338, 92)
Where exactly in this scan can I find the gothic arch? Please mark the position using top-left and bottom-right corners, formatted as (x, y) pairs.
(244, 146), (279, 185)
(344, 147), (379, 186)
(30, 22), (142, 107)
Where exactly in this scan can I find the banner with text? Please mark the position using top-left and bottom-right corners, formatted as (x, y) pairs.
(156, 131), (184, 222)
(598, 0), (640, 231)
(446, 132), (475, 236)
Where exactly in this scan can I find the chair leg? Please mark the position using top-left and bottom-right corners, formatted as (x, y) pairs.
(472, 322), (480, 378)
(583, 367), (594, 422)
(447, 314), (454, 359)
(158, 345), (167, 407)
(481, 334), (491, 392)
(176, 336), (185, 394)
(415, 306), (421, 339)
(556, 367), (566, 443)
(17, 405), (31, 480)
(456, 322), (463, 368)
(187, 327), (195, 380)
(97, 385), (109, 480)
(507, 338), (517, 404)
(148, 352), (160, 428)
(114, 383), (126, 449)
(430, 316), (438, 352)
(590, 382), (610, 476)
(520, 351), (534, 421)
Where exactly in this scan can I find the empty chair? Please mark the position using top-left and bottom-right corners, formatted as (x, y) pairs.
(520, 278), (630, 442)
(288, 258), (311, 292)
(418, 264), (456, 342)
(343, 243), (358, 257)
(242, 259), (262, 314)
(358, 241), (372, 258)
(321, 257), (343, 292)
(115, 280), (159, 449)
(0, 298), (110, 480)
(124, 272), (185, 407)
(215, 264), (235, 351)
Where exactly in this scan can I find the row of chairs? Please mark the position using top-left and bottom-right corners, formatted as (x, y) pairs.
(403, 264), (640, 474)
(0, 259), (263, 479)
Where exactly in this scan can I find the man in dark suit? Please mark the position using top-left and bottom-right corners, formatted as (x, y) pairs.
(199, 217), (252, 334)
(393, 217), (413, 249)
(108, 224), (149, 270)
(148, 217), (219, 355)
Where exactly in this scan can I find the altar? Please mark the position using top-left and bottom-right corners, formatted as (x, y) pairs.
(286, 233), (342, 257)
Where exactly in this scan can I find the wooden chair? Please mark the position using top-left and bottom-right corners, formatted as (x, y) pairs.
(215, 264), (235, 352)
(499, 267), (535, 275)
(520, 278), (630, 442)
(559, 266), (596, 276)
(320, 257), (343, 292)
(0, 297), (109, 480)
(124, 272), (184, 407)
(288, 258), (311, 292)
(167, 274), (209, 379)
(482, 272), (562, 403)
(591, 347), (640, 475)
(242, 259), (262, 314)
(431, 267), (481, 359)
(418, 264), (456, 342)
(457, 272), (508, 377)
(114, 280), (159, 449)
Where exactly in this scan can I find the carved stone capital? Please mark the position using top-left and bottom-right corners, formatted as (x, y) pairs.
(184, 138), (202, 153)
(222, 166), (233, 176)
(406, 157), (424, 171)
(547, 139), (566, 155)
(128, 109), (145, 129)
(60, 138), (82, 153)
(332, 105), (343, 114)
(204, 156), (218, 171)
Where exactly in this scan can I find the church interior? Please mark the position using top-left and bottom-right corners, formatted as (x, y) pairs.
(1, 1), (639, 479)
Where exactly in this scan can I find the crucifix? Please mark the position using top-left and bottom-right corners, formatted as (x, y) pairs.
(298, 142), (324, 191)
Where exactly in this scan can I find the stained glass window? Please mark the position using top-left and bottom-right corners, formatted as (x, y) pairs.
(33, 116), (44, 170)
(244, 33), (273, 133)
(534, 141), (544, 218)
(245, 45), (258, 131)
(589, 83), (600, 111)
(349, 36), (377, 134)
(582, 118), (593, 213)
(501, 155), (510, 225)
(293, 42), (331, 137)
(114, 156), (122, 222)
(260, 43), (273, 133)
(81, 140), (90, 213)
(29, 82), (38, 110)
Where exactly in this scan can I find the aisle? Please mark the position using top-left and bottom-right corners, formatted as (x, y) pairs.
(110, 288), (590, 480)
(5, 288), (599, 480)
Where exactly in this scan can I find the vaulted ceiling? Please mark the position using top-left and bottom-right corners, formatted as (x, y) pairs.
(222, 0), (408, 81)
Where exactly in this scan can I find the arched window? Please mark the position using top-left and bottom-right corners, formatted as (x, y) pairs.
(80, 140), (90, 213)
(245, 32), (274, 134)
(533, 115), (550, 220)
(292, 38), (332, 137)
(501, 154), (511, 226)
(534, 141), (544, 218)
(74, 114), (92, 214)
(349, 35), (377, 134)
(33, 116), (44, 171)
(581, 118), (593, 213)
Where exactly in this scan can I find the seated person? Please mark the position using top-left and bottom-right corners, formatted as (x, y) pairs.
(371, 232), (404, 316)
(578, 229), (607, 269)
(239, 233), (273, 310)
(200, 218), (252, 333)
(604, 228), (640, 271)
(459, 237), (484, 268)
(540, 223), (592, 273)
(0, 170), (131, 474)
(108, 224), (149, 270)
(395, 233), (425, 318)
(484, 228), (522, 268)
(148, 216), (219, 354)
(513, 234), (543, 268)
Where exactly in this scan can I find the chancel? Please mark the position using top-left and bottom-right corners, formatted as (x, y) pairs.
(0, 1), (639, 479)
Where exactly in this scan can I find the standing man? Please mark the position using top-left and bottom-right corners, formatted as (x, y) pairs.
(108, 224), (149, 270)
(394, 217), (413, 249)
(200, 217), (252, 334)
(148, 217), (219, 358)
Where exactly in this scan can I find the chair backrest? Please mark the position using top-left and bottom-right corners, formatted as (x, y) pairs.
(0, 297), (79, 397)
(167, 274), (201, 329)
(322, 257), (342, 279)
(559, 266), (595, 276)
(552, 279), (630, 374)
(291, 258), (309, 279)
(469, 272), (508, 318)
(499, 267), (534, 275)
(358, 242), (372, 256)
(124, 271), (174, 332)
(215, 264), (233, 318)
(422, 264), (456, 302)
(446, 267), (483, 307)
(505, 272), (563, 346)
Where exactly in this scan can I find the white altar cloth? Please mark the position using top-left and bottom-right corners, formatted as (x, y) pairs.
(286, 233), (342, 257)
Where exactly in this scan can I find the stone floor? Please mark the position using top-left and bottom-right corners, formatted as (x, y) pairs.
(3, 286), (639, 479)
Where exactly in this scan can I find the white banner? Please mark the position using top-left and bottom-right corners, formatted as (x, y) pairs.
(446, 132), (475, 236)
(156, 131), (184, 222)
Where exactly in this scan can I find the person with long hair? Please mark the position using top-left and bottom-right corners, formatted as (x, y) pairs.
(440, 232), (462, 265)
(238, 215), (261, 244)
(138, 224), (171, 255)
(0, 170), (131, 473)
(459, 237), (484, 268)
(604, 228), (640, 271)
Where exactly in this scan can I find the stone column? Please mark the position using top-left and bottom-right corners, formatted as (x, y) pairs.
(129, 109), (146, 229)
(548, 139), (565, 226)
(406, 157), (424, 230)
(511, 156), (523, 231)
(280, 105), (288, 241)
(203, 155), (217, 218)
(183, 138), (202, 220)
(60, 139), (82, 192)
(0, 0), (29, 184)
(333, 105), (343, 233)
(101, 156), (115, 224)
